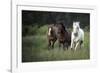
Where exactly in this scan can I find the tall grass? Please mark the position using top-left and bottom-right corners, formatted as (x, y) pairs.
(22, 25), (90, 62)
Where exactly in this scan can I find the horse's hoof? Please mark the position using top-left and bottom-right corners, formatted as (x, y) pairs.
(63, 48), (66, 51)
(67, 47), (69, 50)
(48, 47), (51, 50)
(71, 48), (73, 50)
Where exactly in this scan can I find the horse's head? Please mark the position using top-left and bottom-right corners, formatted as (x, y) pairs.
(56, 24), (63, 34)
(73, 21), (80, 35)
(56, 23), (67, 38)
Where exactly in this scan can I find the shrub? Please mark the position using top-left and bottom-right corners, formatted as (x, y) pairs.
(36, 25), (48, 35)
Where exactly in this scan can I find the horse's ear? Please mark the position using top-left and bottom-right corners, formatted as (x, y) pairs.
(73, 22), (76, 27)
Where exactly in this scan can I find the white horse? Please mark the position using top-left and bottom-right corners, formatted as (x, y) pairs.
(71, 21), (84, 51)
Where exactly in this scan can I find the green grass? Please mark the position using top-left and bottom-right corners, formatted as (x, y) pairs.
(22, 25), (90, 62)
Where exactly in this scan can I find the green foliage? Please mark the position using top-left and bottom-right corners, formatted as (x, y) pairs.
(22, 29), (90, 62)
(84, 26), (90, 32)
(22, 25), (38, 36)
(22, 25), (48, 36)
(36, 25), (48, 35)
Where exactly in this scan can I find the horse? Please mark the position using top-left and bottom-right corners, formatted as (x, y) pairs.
(71, 21), (84, 51)
(56, 23), (71, 50)
(47, 24), (57, 50)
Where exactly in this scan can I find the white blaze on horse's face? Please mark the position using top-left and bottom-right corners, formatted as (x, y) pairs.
(73, 22), (80, 34)
(48, 27), (52, 36)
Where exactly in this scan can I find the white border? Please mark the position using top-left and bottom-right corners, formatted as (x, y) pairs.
(12, 3), (97, 73)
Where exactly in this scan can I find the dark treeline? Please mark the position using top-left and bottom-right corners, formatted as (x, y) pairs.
(22, 10), (90, 36)
(22, 10), (90, 27)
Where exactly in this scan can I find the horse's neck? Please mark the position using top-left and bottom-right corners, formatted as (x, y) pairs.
(60, 30), (67, 37)
(73, 28), (80, 37)
(64, 29), (68, 35)
(51, 30), (56, 37)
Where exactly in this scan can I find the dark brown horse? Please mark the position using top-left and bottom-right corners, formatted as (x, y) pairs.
(47, 24), (57, 49)
(57, 23), (71, 50)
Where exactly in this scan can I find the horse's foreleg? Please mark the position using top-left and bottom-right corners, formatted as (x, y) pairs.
(48, 40), (51, 50)
(67, 43), (69, 50)
(52, 41), (55, 49)
(58, 41), (61, 49)
(63, 43), (66, 50)
(75, 42), (80, 51)
(80, 41), (84, 49)
(52, 38), (57, 49)
(71, 40), (74, 50)
(65, 42), (68, 50)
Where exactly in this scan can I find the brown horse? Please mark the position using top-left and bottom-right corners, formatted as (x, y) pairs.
(47, 24), (57, 50)
(57, 23), (71, 50)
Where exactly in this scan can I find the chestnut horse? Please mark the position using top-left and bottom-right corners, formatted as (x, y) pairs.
(47, 24), (57, 49)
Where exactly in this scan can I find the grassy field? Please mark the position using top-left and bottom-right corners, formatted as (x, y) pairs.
(22, 25), (90, 62)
